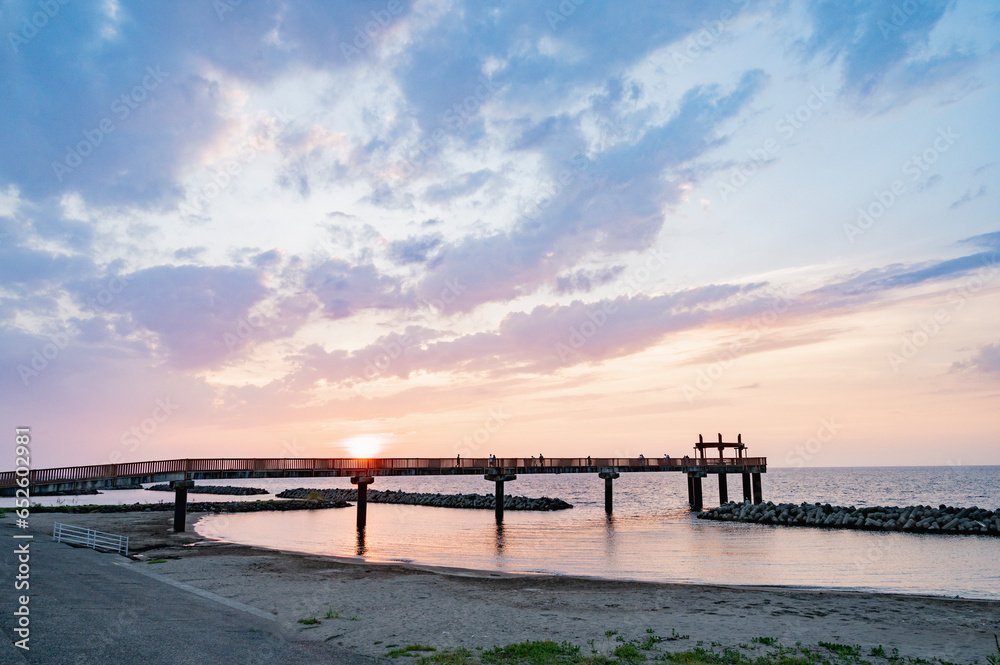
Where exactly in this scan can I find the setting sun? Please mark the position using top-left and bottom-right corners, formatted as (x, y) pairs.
(337, 434), (385, 459)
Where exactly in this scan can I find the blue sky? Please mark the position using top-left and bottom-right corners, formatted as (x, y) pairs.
(1, 0), (998, 468)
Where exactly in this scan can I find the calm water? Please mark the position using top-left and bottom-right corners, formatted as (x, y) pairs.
(15, 467), (1000, 599)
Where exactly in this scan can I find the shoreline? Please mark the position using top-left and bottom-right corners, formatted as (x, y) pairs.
(196, 527), (998, 603)
(20, 510), (1000, 664)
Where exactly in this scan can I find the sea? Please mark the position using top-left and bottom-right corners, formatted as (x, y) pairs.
(14, 466), (1000, 600)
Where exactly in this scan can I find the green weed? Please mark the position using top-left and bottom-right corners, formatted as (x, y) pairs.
(389, 645), (438, 658)
(818, 642), (861, 659)
(482, 640), (581, 665)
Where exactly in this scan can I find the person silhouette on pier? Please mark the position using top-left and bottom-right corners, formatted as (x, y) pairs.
(538, 454), (544, 467)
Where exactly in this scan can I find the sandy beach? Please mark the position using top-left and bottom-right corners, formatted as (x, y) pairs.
(21, 510), (1000, 664)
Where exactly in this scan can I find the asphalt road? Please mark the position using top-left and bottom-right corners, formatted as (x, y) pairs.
(0, 520), (377, 665)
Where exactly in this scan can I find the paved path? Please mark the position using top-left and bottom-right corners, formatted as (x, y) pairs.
(0, 520), (376, 664)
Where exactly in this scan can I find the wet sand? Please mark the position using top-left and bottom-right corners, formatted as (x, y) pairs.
(27, 511), (1000, 663)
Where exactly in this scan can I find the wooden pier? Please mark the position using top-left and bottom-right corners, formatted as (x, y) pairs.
(0, 434), (765, 530)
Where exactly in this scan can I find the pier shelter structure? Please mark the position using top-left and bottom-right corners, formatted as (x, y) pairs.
(1, 436), (766, 530)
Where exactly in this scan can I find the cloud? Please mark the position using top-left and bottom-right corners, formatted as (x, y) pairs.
(306, 258), (413, 319)
(0, 1), (420, 209)
(423, 169), (492, 202)
(961, 230), (1000, 251)
(415, 69), (769, 312)
(289, 283), (760, 387)
(951, 342), (1000, 375)
(0, 216), (94, 291)
(387, 234), (444, 265)
(554, 265), (626, 294)
(800, 0), (956, 103)
(75, 264), (269, 368)
(949, 184), (987, 209)
(805, 242), (1000, 304)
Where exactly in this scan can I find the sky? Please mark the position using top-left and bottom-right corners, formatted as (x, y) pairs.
(1, 0), (998, 469)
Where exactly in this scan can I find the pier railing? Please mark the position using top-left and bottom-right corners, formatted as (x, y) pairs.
(0, 456), (767, 489)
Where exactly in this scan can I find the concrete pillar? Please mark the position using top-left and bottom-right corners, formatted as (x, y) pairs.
(687, 473), (694, 507)
(170, 479), (193, 532)
(692, 474), (703, 511)
(742, 473), (752, 502)
(485, 472), (516, 522)
(752, 472), (763, 505)
(351, 475), (374, 529)
(718, 473), (728, 504)
(598, 471), (620, 515)
(495, 478), (504, 522)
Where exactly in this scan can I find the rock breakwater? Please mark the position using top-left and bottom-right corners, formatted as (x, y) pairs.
(698, 501), (1000, 536)
(146, 484), (268, 495)
(275, 488), (572, 511)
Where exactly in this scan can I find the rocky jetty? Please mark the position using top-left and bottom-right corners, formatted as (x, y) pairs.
(106, 484), (144, 490)
(146, 484), (268, 495)
(21, 499), (349, 514)
(698, 501), (1000, 536)
(275, 487), (573, 511)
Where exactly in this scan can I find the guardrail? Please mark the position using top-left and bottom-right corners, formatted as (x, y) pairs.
(0, 456), (767, 489)
(53, 523), (129, 556)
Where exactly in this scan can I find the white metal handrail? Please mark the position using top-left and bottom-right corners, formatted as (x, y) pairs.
(53, 522), (129, 556)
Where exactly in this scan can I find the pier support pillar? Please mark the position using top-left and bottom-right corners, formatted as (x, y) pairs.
(485, 472), (516, 522)
(751, 472), (763, 505)
(170, 479), (193, 532)
(598, 471), (620, 515)
(351, 475), (374, 529)
(687, 472), (704, 511)
(718, 473), (728, 505)
(742, 473), (752, 502)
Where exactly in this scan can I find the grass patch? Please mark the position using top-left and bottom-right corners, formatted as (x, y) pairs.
(482, 640), (581, 665)
(613, 643), (644, 663)
(988, 635), (1000, 665)
(324, 607), (342, 619)
(297, 617), (320, 625)
(416, 648), (479, 665)
(661, 647), (718, 665)
(640, 636), (663, 650)
(402, 635), (981, 665)
(146, 559), (168, 564)
(818, 643), (860, 659)
(389, 645), (438, 658)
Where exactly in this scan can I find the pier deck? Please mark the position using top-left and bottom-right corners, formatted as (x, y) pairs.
(1, 440), (766, 524)
(0, 455), (766, 494)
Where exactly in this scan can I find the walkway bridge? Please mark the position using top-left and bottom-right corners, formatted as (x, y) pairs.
(1, 435), (765, 529)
